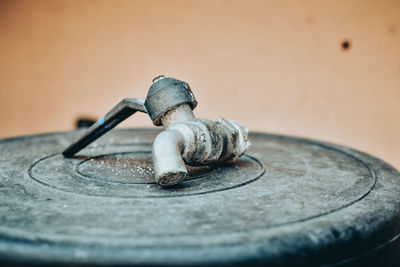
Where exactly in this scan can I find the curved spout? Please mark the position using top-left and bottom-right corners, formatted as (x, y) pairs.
(152, 129), (188, 186)
(152, 103), (249, 186)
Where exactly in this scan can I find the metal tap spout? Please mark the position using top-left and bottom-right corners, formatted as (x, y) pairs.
(62, 75), (249, 187)
(152, 102), (250, 186)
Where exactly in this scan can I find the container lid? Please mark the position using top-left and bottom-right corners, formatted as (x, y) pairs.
(0, 129), (399, 266)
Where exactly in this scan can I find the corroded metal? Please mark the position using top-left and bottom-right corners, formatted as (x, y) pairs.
(153, 103), (249, 185)
(62, 76), (249, 186)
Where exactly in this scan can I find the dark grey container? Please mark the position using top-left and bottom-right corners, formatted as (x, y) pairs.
(0, 129), (399, 266)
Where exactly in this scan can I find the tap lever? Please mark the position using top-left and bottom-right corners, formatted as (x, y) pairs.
(63, 98), (146, 157)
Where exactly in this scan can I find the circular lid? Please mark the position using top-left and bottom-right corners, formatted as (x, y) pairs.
(0, 129), (399, 266)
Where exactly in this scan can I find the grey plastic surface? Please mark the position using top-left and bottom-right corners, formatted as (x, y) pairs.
(0, 129), (399, 266)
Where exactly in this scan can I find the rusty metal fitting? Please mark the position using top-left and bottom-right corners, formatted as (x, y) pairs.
(152, 106), (250, 186)
(145, 75), (197, 126)
(62, 76), (250, 186)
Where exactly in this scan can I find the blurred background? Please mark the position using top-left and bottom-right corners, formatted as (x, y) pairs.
(0, 0), (399, 169)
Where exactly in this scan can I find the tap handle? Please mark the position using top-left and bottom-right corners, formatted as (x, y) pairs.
(62, 98), (147, 157)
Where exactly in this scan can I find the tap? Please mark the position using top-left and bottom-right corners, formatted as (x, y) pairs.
(63, 75), (250, 186)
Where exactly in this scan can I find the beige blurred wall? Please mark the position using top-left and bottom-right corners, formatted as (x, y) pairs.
(0, 0), (399, 169)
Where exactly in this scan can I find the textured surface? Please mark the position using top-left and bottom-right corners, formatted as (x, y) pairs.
(0, 129), (400, 266)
